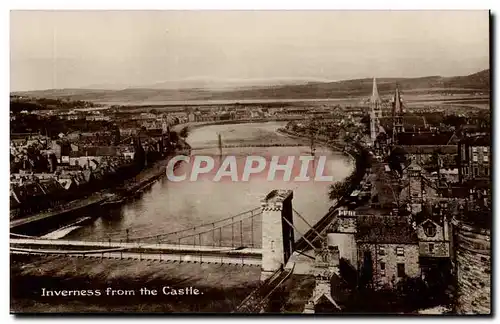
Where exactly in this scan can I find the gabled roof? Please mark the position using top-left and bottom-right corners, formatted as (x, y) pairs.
(69, 146), (118, 157)
(415, 204), (445, 225)
(356, 215), (418, 244)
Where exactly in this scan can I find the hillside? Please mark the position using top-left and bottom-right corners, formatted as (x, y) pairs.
(12, 69), (489, 104)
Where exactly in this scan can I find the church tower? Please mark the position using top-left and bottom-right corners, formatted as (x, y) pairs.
(369, 78), (382, 145)
(392, 84), (404, 144)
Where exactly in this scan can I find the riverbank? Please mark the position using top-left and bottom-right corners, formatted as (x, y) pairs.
(10, 145), (189, 235)
(10, 193), (109, 231)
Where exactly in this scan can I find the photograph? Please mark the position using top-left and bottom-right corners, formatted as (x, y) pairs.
(9, 10), (491, 314)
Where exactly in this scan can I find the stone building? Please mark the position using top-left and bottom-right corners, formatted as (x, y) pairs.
(399, 160), (439, 215)
(356, 215), (420, 290)
(415, 204), (450, 259)
(414, 202), (452, 286)
(458, 134), (491, 183)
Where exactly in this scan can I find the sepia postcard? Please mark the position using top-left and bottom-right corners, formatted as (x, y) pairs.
(9, 10), (491, 315)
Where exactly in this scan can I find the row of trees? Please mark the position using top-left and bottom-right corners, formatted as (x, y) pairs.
(10, 97), (99, 113)
(11, 115), (118, 139)
(328, 144), (372, 202)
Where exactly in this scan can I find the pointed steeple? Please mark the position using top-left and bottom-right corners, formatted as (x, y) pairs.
(393, 84), (402, 115)
(370, 77), (381, 104)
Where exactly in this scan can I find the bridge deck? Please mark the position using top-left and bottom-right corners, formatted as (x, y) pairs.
(10, 238), (262, 256)
(11, 250), (261, 266)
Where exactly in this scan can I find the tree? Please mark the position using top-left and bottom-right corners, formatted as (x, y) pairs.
(388, 147), (407, 177)
(179, 126), (189, 139)
(360, 114), (371, 134)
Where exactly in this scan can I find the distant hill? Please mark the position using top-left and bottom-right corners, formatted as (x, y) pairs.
(12, 69), (489, 104)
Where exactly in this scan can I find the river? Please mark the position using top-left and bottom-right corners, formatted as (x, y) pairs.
(65, 121), (353, 245)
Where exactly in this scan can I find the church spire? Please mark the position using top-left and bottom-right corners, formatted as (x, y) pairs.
(370, 77), (381, 104)
(393, 83), (402, 116)
(392, 83), (404, 144)
(369, 77), (382, 146)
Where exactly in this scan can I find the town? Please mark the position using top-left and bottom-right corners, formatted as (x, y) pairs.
(10, 74), (491, 314)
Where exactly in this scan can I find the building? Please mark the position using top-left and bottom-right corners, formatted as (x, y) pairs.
(416, 208), (450, 258)
(398, 160), (439, 215)
(414, 203), (452, 284)
(68, 146), (119, 169)
(356, 215), (420, 290)
(458, 134), (491, 183)
(328, 208), (421, 291)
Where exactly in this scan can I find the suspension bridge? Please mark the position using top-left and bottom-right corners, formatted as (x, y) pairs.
(10, 189), (341, 312)
(10, 191), (334, 267)
(191, 143), (308, 151)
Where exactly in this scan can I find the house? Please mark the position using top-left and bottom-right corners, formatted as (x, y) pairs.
(415, 204), (451, 258)
(415, 203), (452, 284)
(458, 134), (491, 183)
(327, 208), (421, 291)
(68, 146), (119, 169)
(400, 145), (458, 169)
(356, 215), (420, 290)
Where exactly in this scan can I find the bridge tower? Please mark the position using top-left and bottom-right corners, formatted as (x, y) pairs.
(369, 78), (383, 145)
(260, 189), (294, 281)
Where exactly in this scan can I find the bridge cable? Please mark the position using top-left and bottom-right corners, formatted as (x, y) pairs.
(128, 207), (261, 242)
(292, 208), (323, 240)
(282, 217), (316, 251)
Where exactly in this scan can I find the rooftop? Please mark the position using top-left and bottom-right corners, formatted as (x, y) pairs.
(397, 131), (455, 146)
(355, 215), (418, 244)
(460, 134), (491, 147)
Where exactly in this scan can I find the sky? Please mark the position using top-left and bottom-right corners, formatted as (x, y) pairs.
(10, 10), (490, 91)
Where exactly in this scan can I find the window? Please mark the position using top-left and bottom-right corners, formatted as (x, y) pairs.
(380, 262), (386, 276)
(474, 167), (479, 176)
(473, 155), (478, 162)
(424, 222), (437, 237)
(472, 147), (477, 153)
(483, 147), (488, 153)
(429, 243), (435, 254)
(397, 263), (405, 278)
(396, 247), (404, 256)
(483, 155), (489, 162)
(379, 247), (385, 256)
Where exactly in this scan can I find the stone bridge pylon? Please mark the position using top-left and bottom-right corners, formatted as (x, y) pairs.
(260, 189), (294, 281)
